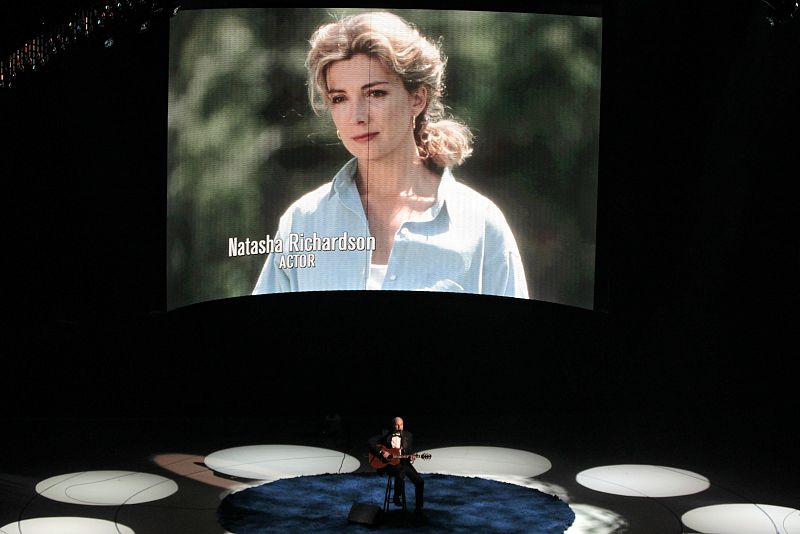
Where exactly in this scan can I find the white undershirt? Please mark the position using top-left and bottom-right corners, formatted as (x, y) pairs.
(367, 264), (388, 290)
(390, 433), (402, 450)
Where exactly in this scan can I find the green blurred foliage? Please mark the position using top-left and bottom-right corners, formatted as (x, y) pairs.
(167, 8), (601, 309)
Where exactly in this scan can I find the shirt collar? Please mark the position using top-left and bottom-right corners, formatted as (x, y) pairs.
(331, 158), (365, 218)
(332, 158), (456, 224)
(431, 166), (455, 223)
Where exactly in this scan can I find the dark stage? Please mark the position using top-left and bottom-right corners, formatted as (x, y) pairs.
(1, 409), (797, 533)
(2, 1), (798, 533)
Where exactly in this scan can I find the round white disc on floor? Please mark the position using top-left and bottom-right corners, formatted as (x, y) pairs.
(576, 464), (709, 497)
(204, 444), (359, 480)
(35, 471), (178, 505)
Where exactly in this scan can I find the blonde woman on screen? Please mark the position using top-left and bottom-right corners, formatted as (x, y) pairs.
(253, 11), (528, 297)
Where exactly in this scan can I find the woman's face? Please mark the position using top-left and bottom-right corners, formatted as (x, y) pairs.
(326, 54), (425, 163)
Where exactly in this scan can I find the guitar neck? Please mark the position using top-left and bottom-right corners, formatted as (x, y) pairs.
(377, 447), (429, 460)
(380, 446), (415, 458)
(369, 447), (430, 469)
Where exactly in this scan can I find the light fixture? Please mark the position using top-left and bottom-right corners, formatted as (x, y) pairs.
(1, 0), (179, 89)
(762, 0), (800, 25)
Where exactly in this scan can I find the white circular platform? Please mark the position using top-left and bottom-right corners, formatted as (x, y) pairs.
(682, 503), (800, 534)
(576, 464), (709, 497)
(35, 471), (179, 505)
(414, 446), (551, 477)
(204, 444), (360, 480)
(0, 517), (135, 534)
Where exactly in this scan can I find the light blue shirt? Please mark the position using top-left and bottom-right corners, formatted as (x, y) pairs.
(253, 158), (528, 298)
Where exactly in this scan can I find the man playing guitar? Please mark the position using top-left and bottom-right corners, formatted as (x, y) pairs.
(367, 417), (425, 517)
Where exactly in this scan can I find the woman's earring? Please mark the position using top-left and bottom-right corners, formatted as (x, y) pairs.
(412, 115), (416, 130)
(336, 130), (341, 140)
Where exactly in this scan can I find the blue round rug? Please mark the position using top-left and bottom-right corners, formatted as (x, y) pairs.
(218, 472), (574, 533)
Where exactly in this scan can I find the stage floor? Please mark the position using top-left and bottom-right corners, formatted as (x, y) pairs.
(1, 412), (797, 533)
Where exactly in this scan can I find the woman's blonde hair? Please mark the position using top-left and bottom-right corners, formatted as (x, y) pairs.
(307, 11), (473, 168)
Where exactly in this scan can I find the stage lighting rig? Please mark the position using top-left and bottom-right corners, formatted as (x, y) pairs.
(1, 1), (179, 89)
(761, 0), (800, 25)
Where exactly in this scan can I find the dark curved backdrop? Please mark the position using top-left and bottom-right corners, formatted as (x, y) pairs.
(3, 1), (797, 457)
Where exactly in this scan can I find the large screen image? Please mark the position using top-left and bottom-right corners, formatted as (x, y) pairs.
(167, 8), (601, 310)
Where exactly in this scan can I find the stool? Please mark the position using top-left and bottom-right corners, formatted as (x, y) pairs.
(382, 474), (407, 512)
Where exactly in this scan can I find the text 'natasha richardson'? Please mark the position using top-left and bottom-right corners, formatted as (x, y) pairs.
(227, 231), (377, 270)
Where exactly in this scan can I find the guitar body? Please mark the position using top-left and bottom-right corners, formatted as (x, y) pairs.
(368, 445), (432, 469)
(369, 446), (404, 469)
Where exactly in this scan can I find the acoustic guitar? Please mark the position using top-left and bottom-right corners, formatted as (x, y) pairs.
(369, 445), (432, 469)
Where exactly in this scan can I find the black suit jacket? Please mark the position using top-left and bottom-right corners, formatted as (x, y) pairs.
(368, 429), (415, 463)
